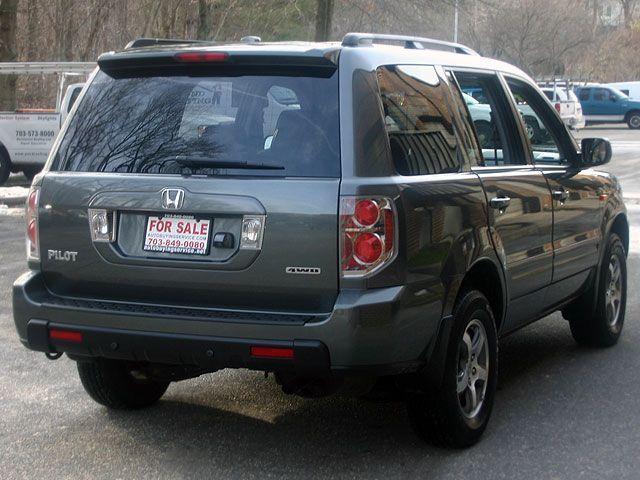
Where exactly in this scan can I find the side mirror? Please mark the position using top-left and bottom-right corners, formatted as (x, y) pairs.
(610, 96), (617, 102)
(580, 137), (612, 167)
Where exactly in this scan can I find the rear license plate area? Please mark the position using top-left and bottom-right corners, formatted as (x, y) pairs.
(143, 214), (211, 256)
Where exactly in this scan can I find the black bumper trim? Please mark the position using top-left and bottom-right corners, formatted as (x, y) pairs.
(41, 295), (326, 325)
(27, 319), (330, 376)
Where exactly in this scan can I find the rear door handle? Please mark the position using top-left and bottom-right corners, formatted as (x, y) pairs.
(490, 196), (511, 210)
(552, 190), (569, 202)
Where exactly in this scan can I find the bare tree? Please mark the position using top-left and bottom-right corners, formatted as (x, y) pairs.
(619, 0), (638, 27)
(0, 0), (17, 109)
(197, 0), (213, 39)
(315, 0), (334, 41)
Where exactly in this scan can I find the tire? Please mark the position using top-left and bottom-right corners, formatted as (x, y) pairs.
(0, 150), (10, 186)
(569, 233), (627, 347)
(627, 112), (640, 129)
(22, 166), (41, 182)
(77, 358), (169, 409)
(407, 290), (498, 448)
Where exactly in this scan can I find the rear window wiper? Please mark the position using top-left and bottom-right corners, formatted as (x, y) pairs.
(174, 155), (284, 170)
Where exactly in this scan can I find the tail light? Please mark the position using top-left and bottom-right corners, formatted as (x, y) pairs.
(554, 102), (561, 113)
(340, 197), (396, 277)
(26, 186), (40, 261)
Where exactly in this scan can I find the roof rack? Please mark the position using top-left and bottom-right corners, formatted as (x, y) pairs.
(125, 38), (212, 49)
(0, 62), (94, 75)
(341, 32), (479, 56)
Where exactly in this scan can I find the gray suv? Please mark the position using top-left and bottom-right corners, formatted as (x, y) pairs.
(13, 33), (628, 448)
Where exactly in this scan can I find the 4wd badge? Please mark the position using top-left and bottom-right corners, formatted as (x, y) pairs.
(285, 266), (321, 275)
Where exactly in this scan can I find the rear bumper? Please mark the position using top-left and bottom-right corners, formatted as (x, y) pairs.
(13, 271), (443, 375)
(562, 114), (586, 129)
(27, 318), (330, 376)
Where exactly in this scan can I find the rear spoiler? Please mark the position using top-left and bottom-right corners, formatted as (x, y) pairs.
(98, 49), (339, 76)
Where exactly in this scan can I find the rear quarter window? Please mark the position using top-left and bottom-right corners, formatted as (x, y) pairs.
(376, 65), (465, 175)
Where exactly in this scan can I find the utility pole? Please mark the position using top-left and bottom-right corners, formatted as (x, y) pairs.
(453, 0), (459, 43)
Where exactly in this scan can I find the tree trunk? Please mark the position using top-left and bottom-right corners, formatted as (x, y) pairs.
(0, 0), (18, 110)
(314, 0), (334, 41)
(197, 0), (212, 39)
(620, 0), (636, 28)
(26, 0), (38, 60)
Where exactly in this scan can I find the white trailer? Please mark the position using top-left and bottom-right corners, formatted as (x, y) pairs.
(0, 62), (94, 185)
(605, 81), (640, 99)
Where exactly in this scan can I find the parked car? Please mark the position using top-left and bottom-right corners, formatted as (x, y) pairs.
(605, 81), (640, 99)
(13, 34), (628, 448)
(0, 81), (86, 185)
(541, 87), (585, 129)
(575, 83), (640, 129)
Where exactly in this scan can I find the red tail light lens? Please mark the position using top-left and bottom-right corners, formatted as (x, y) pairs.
(26, 187), (40, 261)
(354, 199), (380, 226)
(554, 102), (561, 113)
(174, 51), (229, 63)
(354, 233), (383, 264)
(340, 197), (396, 276)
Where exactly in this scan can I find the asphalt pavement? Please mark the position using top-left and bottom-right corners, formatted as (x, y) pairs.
(1, 125), (639, 479)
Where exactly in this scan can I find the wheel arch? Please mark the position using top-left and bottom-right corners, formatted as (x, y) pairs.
(457, 257), (507, 332)
(609, 212), (629, 257)
(0, 141), (11, 164)
(624, 109), (640, 123)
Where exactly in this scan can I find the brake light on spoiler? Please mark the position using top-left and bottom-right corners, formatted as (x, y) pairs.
(174, 51), (229, 63)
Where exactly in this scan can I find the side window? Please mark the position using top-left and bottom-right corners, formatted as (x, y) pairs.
(578, 88), (591, 101)
(376, 65), (462, 175)
(453, 71), (525, 166)
(594, 88), (609, 101)
(505, 78), (570, 165)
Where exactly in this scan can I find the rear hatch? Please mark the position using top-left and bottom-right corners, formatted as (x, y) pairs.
(38, 50), (341, 313)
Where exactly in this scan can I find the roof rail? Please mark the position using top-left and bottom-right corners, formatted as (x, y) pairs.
(341, 32), (479, 56)
(240, 35), (261, 44)
(125, 38), (212, 49)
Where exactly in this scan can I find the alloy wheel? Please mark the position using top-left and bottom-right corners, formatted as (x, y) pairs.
(456, 319), (489, 419)
(605, 254), (623, 330)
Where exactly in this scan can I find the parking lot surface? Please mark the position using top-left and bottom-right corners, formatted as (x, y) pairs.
(1, 126), (639, 479)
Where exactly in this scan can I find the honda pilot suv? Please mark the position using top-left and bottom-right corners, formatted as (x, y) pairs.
(13, 33), (628, 448)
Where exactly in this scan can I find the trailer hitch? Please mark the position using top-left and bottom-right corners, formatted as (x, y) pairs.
(45, 351), (63, 360)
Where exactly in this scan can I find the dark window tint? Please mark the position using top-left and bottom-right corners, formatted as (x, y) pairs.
(53, 70), (340, 177)
(543, 90), (554, 101)
(578, 88), (591, 101)
(377, 65), (461, 175)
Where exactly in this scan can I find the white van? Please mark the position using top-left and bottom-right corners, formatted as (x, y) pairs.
(0, 83), (84, 185)
(606, 81), (640, 100)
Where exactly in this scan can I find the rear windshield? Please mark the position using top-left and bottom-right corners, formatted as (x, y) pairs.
(52, 69), (340, 177)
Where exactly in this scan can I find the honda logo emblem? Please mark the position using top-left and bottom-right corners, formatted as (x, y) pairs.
(161, 188), (185, 210)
